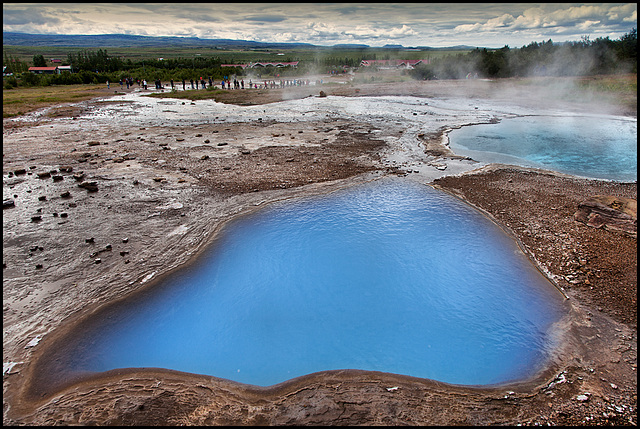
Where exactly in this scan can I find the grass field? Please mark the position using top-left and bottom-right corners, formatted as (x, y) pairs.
(2, 83), (108, 118)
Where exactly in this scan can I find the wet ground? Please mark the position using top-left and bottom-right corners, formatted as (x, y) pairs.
(3, 77), (636, 425)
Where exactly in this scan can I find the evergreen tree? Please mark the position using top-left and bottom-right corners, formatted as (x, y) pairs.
(32, 54), (46, 67)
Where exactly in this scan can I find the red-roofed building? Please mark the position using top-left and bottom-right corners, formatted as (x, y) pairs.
(221, 61), (299, 69)
(360, 59), (429, 69)
(28, 66), (59, 74)
(248, 61), (299, 68)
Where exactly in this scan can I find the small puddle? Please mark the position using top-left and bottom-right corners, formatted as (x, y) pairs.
(38, 179), (568, 388)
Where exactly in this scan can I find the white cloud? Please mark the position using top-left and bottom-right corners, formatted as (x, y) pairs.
(454, 3), (636, 34)
(577, 20), (602, 31)
(485, 13), (516, 29)
(623, 9), (637, 22)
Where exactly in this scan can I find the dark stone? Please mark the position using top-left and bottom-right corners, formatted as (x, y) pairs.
(31, 215), (42, 222)
(52, 175), (64, 181)
(87, 141), (100, 146)
(3, 199), (15, 209)
(78, 181), (98, 192)
(37, 172), (51, 179)
(14, 168), (26, 175)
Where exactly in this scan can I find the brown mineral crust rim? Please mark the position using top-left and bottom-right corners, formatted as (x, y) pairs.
(21, 365), (557, 407)
(14, 358), (576, 425)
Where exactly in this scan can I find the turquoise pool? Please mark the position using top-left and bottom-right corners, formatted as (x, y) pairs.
(57, 179), (567, 387)
(449, 115), (637, 182)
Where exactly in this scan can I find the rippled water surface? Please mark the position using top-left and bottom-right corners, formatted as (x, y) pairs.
(449, 115), (637, 181)
(62, 180), (566, 386)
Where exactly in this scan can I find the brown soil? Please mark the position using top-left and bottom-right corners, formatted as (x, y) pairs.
(3, 77), (636, 426)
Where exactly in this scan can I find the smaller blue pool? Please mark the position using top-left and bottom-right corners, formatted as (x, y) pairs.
(449, 115), (637, 182)
(58, 180), (567, 387)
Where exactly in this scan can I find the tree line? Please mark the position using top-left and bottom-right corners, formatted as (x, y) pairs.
(3, 49), (247, 89)
(409, 29), (636, 80)
(3, 29), (636, 89)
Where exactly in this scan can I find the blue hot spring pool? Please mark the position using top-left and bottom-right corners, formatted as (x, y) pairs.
(59, 180), (567, 387)
(449, 115), (637, 182)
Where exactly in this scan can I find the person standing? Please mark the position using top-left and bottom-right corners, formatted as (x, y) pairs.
(182, 79), (186, 90)
(106, 80), (110, 89)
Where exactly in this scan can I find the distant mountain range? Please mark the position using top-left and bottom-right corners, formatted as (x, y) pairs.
(2, 32), (476, 51)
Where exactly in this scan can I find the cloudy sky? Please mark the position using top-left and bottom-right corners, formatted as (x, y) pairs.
(3, 3), (637, 48)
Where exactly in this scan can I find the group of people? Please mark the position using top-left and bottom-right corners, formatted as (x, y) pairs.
(221, 78), (245, 89)
(119, 76), (318, 92)
(116, 77), (137, 89)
